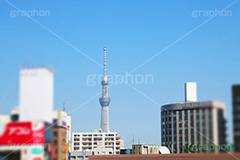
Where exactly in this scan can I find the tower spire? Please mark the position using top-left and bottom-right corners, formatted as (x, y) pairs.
(104, 47), (106, 75)
(99, 47), (111, 132)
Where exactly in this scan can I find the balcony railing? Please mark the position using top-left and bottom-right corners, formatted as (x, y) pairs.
(82, 137), (92, 139)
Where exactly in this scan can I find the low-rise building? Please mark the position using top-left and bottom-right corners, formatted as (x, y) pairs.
(70, 130), (124, 159)
(70, 150), (92, 160)
(72, 131), (123, 155)
(52, 110), (71, 160)
(120, 149), (132, 154)
(132, 144), (160, 154)
(52, 127), (67, 160)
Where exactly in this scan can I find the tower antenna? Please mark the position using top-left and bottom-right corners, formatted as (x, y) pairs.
(104, 47), (106, 75)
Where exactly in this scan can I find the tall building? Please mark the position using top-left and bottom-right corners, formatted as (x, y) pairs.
(19, 65), (54, 123)
(161, 83), (226, 153)
(233, 85), (240, 151)
(99, 47), (111, 132)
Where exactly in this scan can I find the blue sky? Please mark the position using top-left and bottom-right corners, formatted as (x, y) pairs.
(0, 0), (240, 147)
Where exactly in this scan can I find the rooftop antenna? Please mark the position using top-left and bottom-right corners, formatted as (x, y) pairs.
(132, 135), (134, 145)
(63, 102), (66, 112)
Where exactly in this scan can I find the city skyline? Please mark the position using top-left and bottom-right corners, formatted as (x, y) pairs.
(0, 0), (240, 148)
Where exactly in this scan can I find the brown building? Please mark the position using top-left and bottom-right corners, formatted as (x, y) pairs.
(233, 85), (240, 151)
(52, 127), (67, 160)
(89, 153), (240, 160)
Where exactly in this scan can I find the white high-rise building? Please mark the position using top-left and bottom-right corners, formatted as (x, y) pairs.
(19, 65), (54, 123)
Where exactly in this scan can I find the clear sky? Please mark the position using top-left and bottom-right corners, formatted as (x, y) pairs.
(0, 0), (239, 147)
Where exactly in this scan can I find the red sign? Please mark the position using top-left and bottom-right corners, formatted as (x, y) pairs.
(0, 122), (45, 145)
(66, 125), (70, 131)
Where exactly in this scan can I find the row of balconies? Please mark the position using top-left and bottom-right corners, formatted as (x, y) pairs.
(75, 134), (117, 137)
(74, 136), (120, 139)
(74, 140), (120, 144)
(74, 142), (120, 146)
(82, 141), (92, 144)
(74, 146), (121, 150)
(74, 138), (120, 142)
(75, 143), (118, 146)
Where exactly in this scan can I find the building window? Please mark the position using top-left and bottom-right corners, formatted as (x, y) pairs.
(53, 140), (57, 145)
(234, 97), (240, 103)
(190, 111), (194, 116)
(53, 131), (57, 137)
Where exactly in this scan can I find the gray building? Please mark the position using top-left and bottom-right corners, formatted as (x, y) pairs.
(161, 83), (226, 153)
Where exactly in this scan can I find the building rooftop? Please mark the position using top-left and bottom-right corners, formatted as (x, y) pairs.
(73, 131), (119, 134)
(21, 64), (55, 72)
(132, 144), (160, 146)
(161, 100), (225, 111)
